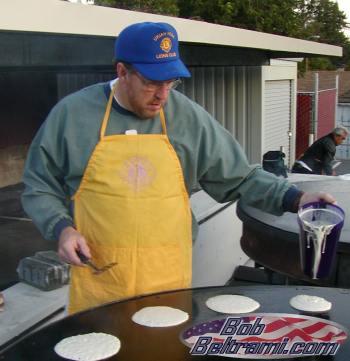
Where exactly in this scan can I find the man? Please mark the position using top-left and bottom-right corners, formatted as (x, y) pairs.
(22, 22), (334, 314)
(292, 126), (349, 175)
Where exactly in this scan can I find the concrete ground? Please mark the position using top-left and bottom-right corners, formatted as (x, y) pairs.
(1, 159), (350, 291)
(334, 159), (350, 175)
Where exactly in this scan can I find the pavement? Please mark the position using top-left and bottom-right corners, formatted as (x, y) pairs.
(1, 159), (350, 290)
(334, 159), (350, 175)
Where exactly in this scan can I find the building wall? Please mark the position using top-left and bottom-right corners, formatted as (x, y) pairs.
(336, 103), (350, 159)
(0, 62), (297, 187)
(0, 70), (59, 187)
(260, 61), (297, 167)
(296, 70), (337, 160)
(296, 93), (313, 159)
(263, 80), (292, 164)
(0, 71), (58, 149)
(317, 89), (336, 138)
(0, 145), (29, 187)
(182, 61), (298, 167)
(295, 87), (337, 160)
(179, 66), (255, 156)
(0, 69), (115, 188)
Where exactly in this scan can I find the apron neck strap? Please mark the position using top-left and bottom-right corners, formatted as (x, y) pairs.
(159, 108), (167, 135)
(100, 83), (168, 139)
(100, 82), (116, 140)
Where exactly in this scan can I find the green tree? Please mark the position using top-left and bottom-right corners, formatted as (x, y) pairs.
(94, 0), (178, 16)
(297, 0), (349, 69)
(95, 0), (350, 69)
(178, 0), (304, 36)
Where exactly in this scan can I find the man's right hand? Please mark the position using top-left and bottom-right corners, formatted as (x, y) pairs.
(58, 226), (91, 266)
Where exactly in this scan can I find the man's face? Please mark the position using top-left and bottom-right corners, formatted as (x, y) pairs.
(335, 132), (347, 146)
(117, 63), (179, 119)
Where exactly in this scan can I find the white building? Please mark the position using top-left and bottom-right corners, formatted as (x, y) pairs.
(0, 0), (342, 187)
(0, 1), (343, 347)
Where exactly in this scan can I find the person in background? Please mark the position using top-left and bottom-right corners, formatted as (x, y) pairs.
(292, 126), (349, 175)
(22, 22), (335, 314)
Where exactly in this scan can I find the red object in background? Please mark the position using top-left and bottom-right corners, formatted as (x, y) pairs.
(296, 94), (312, 159)
(296, 89), (337, 160)
(318, 89), (337, 138)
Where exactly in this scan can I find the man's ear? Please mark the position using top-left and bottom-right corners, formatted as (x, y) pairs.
(116, 63), (128, 79)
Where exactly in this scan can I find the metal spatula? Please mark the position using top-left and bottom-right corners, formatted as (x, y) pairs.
(76, 250), (117, 275)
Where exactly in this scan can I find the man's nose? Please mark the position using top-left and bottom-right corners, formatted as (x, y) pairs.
(154, 84), (170, 100)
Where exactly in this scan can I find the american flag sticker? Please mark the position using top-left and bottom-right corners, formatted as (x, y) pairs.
(181, 313), (348, 359)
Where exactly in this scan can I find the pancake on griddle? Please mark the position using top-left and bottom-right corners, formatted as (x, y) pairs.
(206, 294), (260, 314)
(132, 306), (189, 327)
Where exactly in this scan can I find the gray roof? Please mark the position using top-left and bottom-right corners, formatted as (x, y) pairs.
(0, 0), (342, 60)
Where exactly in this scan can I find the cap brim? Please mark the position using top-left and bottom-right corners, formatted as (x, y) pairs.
(132, 59), (191, 81)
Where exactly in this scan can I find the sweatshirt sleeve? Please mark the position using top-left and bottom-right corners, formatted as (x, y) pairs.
(195, 110), (295, 215)
(21, 102), (74, 241)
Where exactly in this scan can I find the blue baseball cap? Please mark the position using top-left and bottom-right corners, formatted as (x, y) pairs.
(115, 22), (191, 81)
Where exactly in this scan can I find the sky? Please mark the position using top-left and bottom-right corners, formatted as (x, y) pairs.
(336, 0), (350, 38)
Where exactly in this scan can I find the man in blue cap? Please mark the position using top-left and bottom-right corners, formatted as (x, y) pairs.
(22, 22), (335, 313)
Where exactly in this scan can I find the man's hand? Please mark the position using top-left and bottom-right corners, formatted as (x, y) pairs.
(58, 226), (91, 266)
(299, 191), (336, 208)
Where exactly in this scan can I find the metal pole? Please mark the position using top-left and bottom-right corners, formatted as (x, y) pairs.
(335, 74), (339, 127)
(309, 133), (315, 146)
(312, 72), (319, 141)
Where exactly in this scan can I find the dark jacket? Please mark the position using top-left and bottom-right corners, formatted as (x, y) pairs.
(295, 133), (336, 175)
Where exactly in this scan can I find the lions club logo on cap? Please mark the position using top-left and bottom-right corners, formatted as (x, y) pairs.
(160, 37), (172, 53)
(154, 31), (177, 59)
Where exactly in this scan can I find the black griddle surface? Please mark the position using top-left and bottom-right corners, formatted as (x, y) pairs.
(1, 285), (350, 360)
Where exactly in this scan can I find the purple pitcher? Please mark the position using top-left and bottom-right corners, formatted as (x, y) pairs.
(298, 202), (345, 279)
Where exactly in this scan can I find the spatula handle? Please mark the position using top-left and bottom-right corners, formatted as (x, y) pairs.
(76, 250), (90, 263)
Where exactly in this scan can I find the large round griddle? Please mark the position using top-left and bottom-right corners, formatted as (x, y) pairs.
(1, 285), (350, 360)
(237, 178), (350, 285)
(239, 179), (350, 246)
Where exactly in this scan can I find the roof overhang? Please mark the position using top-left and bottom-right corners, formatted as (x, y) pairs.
(0, 0), (342, 67)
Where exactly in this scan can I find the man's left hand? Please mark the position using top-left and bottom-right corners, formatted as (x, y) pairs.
(299, 191), (336, 208)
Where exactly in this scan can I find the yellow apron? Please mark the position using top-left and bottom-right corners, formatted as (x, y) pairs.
(68, 87), (192, 314)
